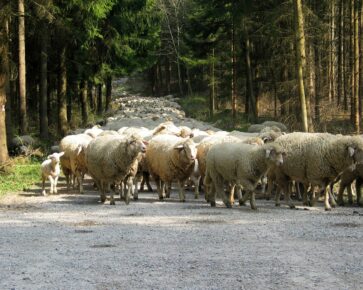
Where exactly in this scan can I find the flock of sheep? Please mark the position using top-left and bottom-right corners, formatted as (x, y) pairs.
(41, 120), (363, 211)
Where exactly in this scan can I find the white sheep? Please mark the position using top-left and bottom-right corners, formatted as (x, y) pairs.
(204, 143), (284, 209)
(145, 135), (197, 201)
(41, 152), (64, 196)
(84, 125), (103, 138)
(272, 132), (363, 210)
(86, 134), (146, 205)
(59, 133), (93, 193)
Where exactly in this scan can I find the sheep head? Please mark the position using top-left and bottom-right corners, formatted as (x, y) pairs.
(174, 139), (197, 163)
(264, 144), (284, 166)
(47, 152), (65, 164)
(127, 136), (147, 154)
(346, 136), (363, 164)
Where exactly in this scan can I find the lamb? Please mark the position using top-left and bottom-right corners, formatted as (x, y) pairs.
(204, 143), (284, 209)
(145, 135), (197, 201)
(152, 121), (193, 138)
(272, 132), (363, 210)
(86, 134), (146, 205)
(41, 152), (64, 196)
(59, 133), (94, 193)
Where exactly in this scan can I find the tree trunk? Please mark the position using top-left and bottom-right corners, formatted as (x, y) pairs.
(165, 56), (171, 94)
(97, 84), (102, 114)
(209, 48), (215, 118)
(329, 0), (336, 103)
(337, 0), (344, 106)
(315, 47), (321, 124)
(4, 16), (12, 143)
(80, 80), (88, 126)
(105, 76), (112, 111)
(87, 82), (94, 111)
(18, 0), (27, 134)
(353, 0), (360, 133)
(231, 20), (237, 120)
(39, 23), (48, 139)
(58, 45), (68, 136)
(294, 0), (309, 132)
(0, 9), (9, 164)
(359, 0), (363, 123)
(244, 22), (256, 122)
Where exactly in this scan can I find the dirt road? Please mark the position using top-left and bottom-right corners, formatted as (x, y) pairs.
(0, 178), (362, 290)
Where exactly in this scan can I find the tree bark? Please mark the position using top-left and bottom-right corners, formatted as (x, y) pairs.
(80, 80), (88, 126)
(97, 83), (102, 114)
(209, 48), (215, 118)
(18, 0), (27, 134)
(58, 45), (68, 136)
(353, 0), (360, 133)
(0, 8), (9, 164)
(337, 0), (344, 106)
(244, 22), (256, 122)
(359, 0), (363, 123)
(231, 20), (237, 120)
(39, 23), (48, 139)
(105, 76), (112, 112)
(294, 0), (309, 132)
(87, 82), (94, 111)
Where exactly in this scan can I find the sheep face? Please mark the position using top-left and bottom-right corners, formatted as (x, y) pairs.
(265, 147), (284, 166)
(128, 138), (147, 154)
(47, 152), (65, 164)
(174, 141), (197, 162)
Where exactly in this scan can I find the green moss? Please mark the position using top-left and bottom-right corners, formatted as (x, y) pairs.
(0, 158), (41, 196)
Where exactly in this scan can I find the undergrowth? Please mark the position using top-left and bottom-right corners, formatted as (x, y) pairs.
(0, 157), (41, 196)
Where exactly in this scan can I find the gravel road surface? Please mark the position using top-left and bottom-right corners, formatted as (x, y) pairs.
(0, 178), (362, 290)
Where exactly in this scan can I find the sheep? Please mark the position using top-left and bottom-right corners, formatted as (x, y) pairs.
(272, 132), (363, 210)
(84, 125), (103, 138)
(204, 143), (284, 209)
(41, 152), (64, 196)
(59, 133), (93, 193)
(86, 134), (146, 205)
(152, 121), (193, 138)
(145, 135), (197, 201)
(336, 164), (363, 206)
(118, 127), (153, 139)
(97, 130), (120, 137)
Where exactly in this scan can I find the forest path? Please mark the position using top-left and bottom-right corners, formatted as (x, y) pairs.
(0, 85), (363, 290)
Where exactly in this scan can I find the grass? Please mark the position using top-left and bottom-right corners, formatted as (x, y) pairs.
(0, 157), (41, 196)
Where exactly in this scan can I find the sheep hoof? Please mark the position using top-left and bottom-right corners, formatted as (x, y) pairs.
(42, 190), (47, 196)
(337, 201), (345, 206)
(194, 195), (199, 199)
(210, 201), (216, 207)
(275, 203), (281, 207)
(239, 200), (245, 206)
(180, 199), (186, 203)
(289, 204), (296, 209)
(110, 200), (116, 205)
(159, 196), (164, 201)
(265, 197), (270, 201)
(225, 203), (232, 209)
(133, 196), (138, 201)
(125, 199), (130, 205)
(165, 194), (170, 198)
(348, 200), (354, 205)
(251, 206), (257, 210)
(325, 207), (331, 211)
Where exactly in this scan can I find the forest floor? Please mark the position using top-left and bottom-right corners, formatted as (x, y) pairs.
(1, 82), (363, 289)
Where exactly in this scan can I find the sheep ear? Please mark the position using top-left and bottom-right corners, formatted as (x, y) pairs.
(59, 152), (65, 157)
(348, 146), (355, 157)
(76, 145), (82, 155)
(174, 144), (184, 150)
(47, 154), (53, 159)
(265, 149), (271, 158)
(142, 140), (149, 146)
(262, 136), (271, 143)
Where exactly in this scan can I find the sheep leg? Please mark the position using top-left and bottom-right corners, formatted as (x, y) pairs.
(155, 177), (164, 200)
(249, 191), (257, 210)
(356, 177), (363, 206)
(265, 178), (274, 201)
(209, 182), (216, 207)
(192, 176), (200, 199)
(178, 180), (186, 202)
(337, 182), (346, 206)
(133, 176), (141, 200)
(48, 176), (55, 194)
(328, 187), (337, 208)
(284, 183), (295, 209)
(275, 185), (282, 207)
(216, 181), (231, 208)
(322, 185), (331, 211)
(42, 176), (46, 196)
(124, 177), (133, 205)
(144, 172), (153, 192)
(236, 185), (244, 206)
(166, 182), (172, 198)
(347, 183), (354, 205)
(98, 181), (106, 203)
(229, 184), (235, 205)
(53, 176), (59, 194)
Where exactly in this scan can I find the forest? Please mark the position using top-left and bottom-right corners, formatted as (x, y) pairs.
(0, 0), (363, 165)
